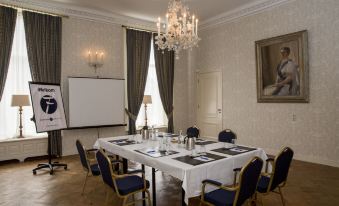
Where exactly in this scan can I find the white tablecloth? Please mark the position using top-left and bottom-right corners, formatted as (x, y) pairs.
(94, 135), (268, 203)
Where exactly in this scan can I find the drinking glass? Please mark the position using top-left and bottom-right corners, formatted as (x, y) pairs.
(165, 136), (171, 153)
(137, 134), (143, 144)
(231, 138), (237, 146)
(191, 149), (197, 157)
(200, 145), (206, 155)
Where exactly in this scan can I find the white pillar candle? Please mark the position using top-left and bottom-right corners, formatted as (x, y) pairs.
(100, 52), (104, 64)
(195, 19), (198, 36)
(158, 17), (161, 37)
(166, 13), (169, 34)
(88, 51), (92, 64)
(192, 15), (195, 35)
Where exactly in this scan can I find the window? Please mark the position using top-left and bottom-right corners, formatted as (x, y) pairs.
(0, 12), (44, 140)
(135, 40), (168, 129)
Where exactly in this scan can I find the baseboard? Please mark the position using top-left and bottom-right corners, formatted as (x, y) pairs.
(264, 148), (339, 168)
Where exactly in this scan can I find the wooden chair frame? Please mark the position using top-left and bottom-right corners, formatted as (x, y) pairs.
(200, 157), (263, 206)
(97, 149), (152, 206)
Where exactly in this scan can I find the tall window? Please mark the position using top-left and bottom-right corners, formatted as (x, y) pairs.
(0, 12), (43, 140)
(135, 40), (168, 128)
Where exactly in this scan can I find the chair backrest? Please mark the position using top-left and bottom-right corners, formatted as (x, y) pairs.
(186, 126), (199, 138)
(269, 147), (294, 191)
(235, 157), (263, 206)
(76, 140), (90, 171)
(218, 129), (236, 143)
(96, 149), (115, 189)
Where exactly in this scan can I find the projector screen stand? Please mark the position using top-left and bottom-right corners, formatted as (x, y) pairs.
(32, 134), (67, 175)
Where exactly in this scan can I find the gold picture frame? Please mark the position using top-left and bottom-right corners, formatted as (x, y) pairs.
(255, 30), (309, 103)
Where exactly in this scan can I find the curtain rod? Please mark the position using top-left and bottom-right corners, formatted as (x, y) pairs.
(122, 25), (157, 34)
(0, 3), (69, 18)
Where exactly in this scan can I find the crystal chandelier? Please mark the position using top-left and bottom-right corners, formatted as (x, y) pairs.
(155, 0), (200, 59)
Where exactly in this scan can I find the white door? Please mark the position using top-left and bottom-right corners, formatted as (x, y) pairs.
(196, 71), (222, 139)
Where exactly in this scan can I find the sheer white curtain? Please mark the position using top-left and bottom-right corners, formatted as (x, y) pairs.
(136, 40), (168, 129)
(0, 12), (44, 140)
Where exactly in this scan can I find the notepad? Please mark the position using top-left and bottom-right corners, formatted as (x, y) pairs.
(194, 156), (215, 162)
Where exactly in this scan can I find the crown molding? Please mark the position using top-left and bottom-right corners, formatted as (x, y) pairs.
(199, 0), (292, 31)
(0, 0), (292, 32)
(0, 0), (157, 31)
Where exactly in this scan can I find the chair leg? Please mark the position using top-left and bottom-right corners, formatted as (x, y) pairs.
(260, 194), (264, 206)
(278, 187), (286, 206)
(105, 188), (110, 206)
(146, 190), (152, 206)
(81, 172), (89, 195)
(122, 197), (127, 206)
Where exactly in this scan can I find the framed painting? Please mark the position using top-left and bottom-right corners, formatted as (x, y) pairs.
(255, 30), (309, 103)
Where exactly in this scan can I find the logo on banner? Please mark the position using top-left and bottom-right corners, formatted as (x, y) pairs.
(40, 95), (58, 114)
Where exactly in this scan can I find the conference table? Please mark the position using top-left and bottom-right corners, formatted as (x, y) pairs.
(94, 134), (268, 206)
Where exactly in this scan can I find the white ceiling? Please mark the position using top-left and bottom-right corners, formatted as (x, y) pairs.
(43, 0), (259, 22)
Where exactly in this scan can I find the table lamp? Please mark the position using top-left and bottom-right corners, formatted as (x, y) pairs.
(11, 94), (31, 138)
(143, 95), (152, 127)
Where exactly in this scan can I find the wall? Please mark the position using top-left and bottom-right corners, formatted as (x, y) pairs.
(60, 17), (190, 155)
(192, 0), (339, 167)
(61, 17), (126, 155)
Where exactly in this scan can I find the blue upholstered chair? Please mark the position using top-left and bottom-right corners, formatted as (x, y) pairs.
(256, 147), (294, 206)
(76, 140), (121, 195)
(200, 157), (263, 206)
(218, 129), (237, 143)
(187, 126), (200, 138)
(96, 149), (151, 206)
(76, 140), (101, 195)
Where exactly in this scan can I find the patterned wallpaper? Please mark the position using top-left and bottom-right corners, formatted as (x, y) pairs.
(60, 17), (191, 155)
(61, 17), (125, 155)
(187, 0), (339, 167)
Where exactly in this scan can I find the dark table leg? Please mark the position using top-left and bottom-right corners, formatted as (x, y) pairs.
(152, 168), (156, 206)
(142, 164), (146, 206)
(182, 183), (186, 206)
(122, 158), (128, 174)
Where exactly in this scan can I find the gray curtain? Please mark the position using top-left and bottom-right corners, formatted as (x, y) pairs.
(0, 6), (17, 101)
(23, 11), (63, 156)
(126, 29), (152, 134)
(153, 34), (175, 133)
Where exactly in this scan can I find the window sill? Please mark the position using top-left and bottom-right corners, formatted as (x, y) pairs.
(0, 135), (48, 143)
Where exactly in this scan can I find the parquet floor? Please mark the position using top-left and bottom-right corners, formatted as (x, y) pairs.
(0, 155), (339, 206)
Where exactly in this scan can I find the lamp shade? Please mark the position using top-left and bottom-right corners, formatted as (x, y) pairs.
(11, 95), (31, 107)
(143, 95), (152, 104)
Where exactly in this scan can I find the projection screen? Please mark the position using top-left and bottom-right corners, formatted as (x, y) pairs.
(68, 77), (125, 128)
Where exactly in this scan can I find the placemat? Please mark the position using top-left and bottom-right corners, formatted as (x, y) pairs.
(135, 148), (179, 158)
(108, 139), (136, 146)
(195, 139), (217, 145)
(211, 146), (257, 156)
(157, 133), (179, 138)
(173, 152), (226, 166)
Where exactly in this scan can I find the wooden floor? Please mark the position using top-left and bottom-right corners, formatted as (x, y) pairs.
(0, 155), (339, 206)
